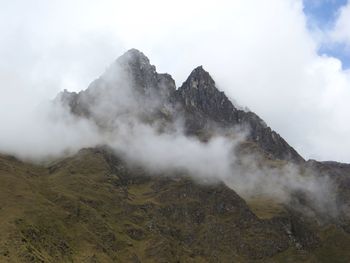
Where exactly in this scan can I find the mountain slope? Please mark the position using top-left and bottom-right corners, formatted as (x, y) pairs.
(2, 148), (349, 263)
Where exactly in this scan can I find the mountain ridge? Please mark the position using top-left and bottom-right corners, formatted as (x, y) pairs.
(58, 49), (304, 162)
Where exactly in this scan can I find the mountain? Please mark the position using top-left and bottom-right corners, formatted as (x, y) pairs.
(1, 49), (350, 262)
(0, 148), (344, 263)
(1, 146), (350, 262)
(174, 65), (304, 162)
(59, 49), (304, 162)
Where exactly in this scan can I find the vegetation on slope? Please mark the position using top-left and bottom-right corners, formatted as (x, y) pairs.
(0, 148), (349, 262)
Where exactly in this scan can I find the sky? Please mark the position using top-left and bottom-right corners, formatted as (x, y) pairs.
(303, 0), (350, 68)
(1, 0), (350, 162)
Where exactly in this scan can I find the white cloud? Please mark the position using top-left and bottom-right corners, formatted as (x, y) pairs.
(331, 1), (350, 46)
(1, 0), (350, 162)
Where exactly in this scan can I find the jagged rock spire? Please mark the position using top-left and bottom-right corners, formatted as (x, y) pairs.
(175, 65), (304, 162)
(110, 49), (176, 97)
(182, 66), (216, 90)
(116, 49), (156, 74)
(176, 65), (239, 124)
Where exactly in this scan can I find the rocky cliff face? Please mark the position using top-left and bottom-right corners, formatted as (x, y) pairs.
(58, 49), (303, 162)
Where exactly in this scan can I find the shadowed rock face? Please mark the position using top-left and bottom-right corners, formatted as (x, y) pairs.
(176, 66), (239, 124)
(57, 49), (304, 162)
(174, 66), (240, 133)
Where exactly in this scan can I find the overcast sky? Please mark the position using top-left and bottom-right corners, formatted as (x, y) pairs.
(1, 0), (350, 162)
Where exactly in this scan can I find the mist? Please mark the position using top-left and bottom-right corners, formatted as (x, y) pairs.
(108, 119), (337, 216)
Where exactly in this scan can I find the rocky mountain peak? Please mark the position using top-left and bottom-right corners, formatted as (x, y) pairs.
(57, 49), (304, 162)
(175, 65), (303, 162)
(176, 66), (239, 126)
(97, 48), (160, 95)
(115, 48), (155, 73)
(109, 49), (176, 98)
(182, 65), (216, 90)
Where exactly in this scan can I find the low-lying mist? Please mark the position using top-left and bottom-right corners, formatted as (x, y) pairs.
(109, 119), (337, 218)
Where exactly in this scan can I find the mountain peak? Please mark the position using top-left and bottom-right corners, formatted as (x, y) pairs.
(114, 48), (155, 73)
(118, 48), (150, 63)
(192, 65), (207, 73)
(176, 65), (239, 129)
(183, 65), (215, 90)
(59, 49), (303, 163)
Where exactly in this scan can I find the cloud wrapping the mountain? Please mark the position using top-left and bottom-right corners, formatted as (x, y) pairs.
(0, 100), (102, 161)
(109, 119), (336, 216)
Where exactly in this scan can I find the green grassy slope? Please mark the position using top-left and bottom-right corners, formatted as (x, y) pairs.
(0, 149), (349, 262)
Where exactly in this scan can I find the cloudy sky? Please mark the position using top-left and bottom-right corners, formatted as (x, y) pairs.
(0, 0), (350, 162)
